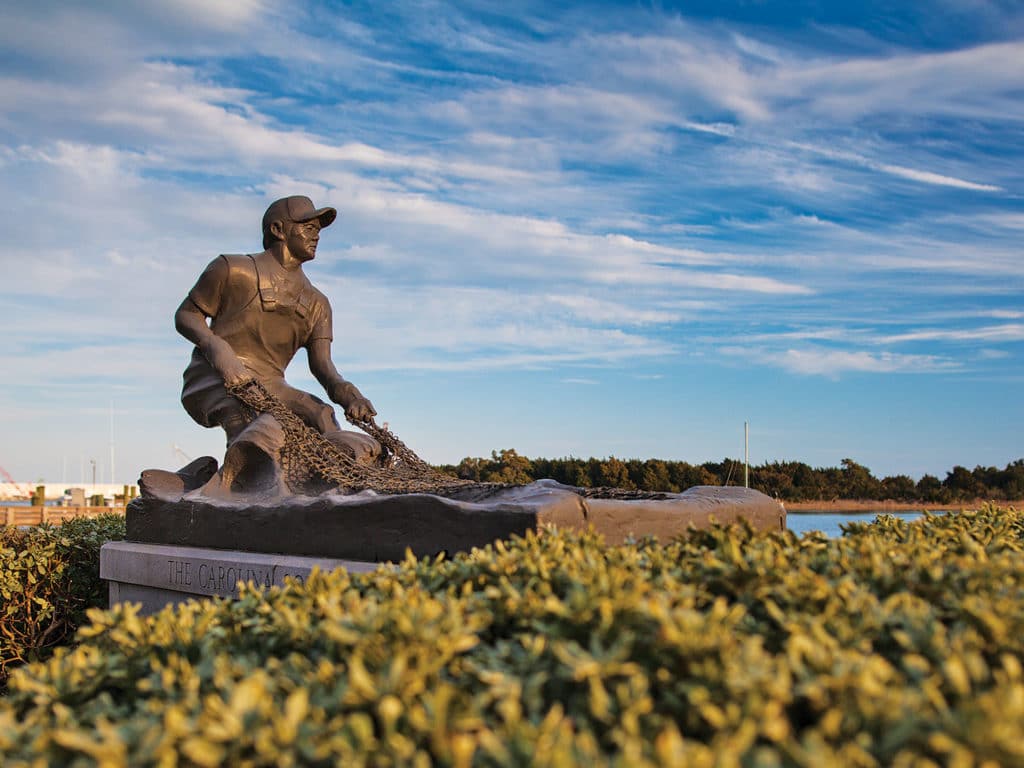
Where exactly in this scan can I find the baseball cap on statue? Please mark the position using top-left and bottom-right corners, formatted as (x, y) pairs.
(262, 195), (337, 233)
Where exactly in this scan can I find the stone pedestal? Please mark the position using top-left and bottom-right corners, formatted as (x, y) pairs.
(105, 482), (785, 614)
(100, 541), (377, 615)
(125, 482), (785, 561)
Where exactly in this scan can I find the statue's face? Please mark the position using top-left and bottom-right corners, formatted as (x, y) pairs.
(285, 219), (322, 262)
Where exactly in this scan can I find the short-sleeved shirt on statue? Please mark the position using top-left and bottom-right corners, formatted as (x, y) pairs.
(181, 253), (334, 429)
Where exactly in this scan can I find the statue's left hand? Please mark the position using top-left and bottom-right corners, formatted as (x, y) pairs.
(345, 396), (376, 422)
(330, 381), (377, 422)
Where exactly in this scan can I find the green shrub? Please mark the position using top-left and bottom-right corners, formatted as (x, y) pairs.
(1, 508), (1023, 766)
(0, 514), (126, 689)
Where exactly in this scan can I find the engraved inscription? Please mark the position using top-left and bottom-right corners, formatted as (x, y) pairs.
(167, 559), (193, 586)
(166, 558), (274, 595)
(197, 563), (274, 594)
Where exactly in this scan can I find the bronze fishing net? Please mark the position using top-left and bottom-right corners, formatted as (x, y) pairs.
(227, 379), (668, 500)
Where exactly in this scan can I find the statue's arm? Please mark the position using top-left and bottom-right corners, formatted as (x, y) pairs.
(307, 338), (376, 421)
(174, 299), (252, 388)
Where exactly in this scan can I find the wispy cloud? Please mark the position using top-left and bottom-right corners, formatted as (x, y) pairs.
(790, 142), (1002, 192)
(879, 324), (1024, 343)
(723, 346), (962, 377)
(777, 40), (1024, 122)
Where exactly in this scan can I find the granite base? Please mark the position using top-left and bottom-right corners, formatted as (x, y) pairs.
(100, 540), (377, 615)
(125, 481), (786, 562)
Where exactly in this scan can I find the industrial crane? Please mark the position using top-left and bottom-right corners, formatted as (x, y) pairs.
(171, 444), (193, 464)
(0, 464), (33, 499)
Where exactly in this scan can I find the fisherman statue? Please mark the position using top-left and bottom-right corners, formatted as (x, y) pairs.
(150, 196), (382, 498)
(126, 193), (783, 572)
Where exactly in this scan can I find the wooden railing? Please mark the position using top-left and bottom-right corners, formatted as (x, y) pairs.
(2, 506), (127, 527)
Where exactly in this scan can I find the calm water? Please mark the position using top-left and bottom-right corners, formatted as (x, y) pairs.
(786, 511), (924, 537)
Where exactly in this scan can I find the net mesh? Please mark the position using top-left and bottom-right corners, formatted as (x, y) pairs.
(227, 379), (669, 500)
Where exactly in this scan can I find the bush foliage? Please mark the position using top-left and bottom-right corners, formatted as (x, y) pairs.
(0, 514), (126, 689)
(2, 508), (1024, 766)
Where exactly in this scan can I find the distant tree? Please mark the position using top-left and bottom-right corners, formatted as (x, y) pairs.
(969, 461), (1024, 501)
(943, 465), (981, 500)
(840, 458), (882, 500)
(490, 449), (535, 485)
(880, 474), (917, 502)
(453, 457), (485, 482)
(564, 458), (592, 488)
(625, 459), (646, 490)
(672, 463), (716, 489)
(818, 466), (843, 501)
(530, 457), (553, 484)
(790, 462), (823, 501)
(598, 457), (635, 490)
(640, 460), (675, 492)
(702, 459), (747, 486)
(751, 462), (795, 500)
(1001, 460), (1024, 499)
(916, 474), (948, 503)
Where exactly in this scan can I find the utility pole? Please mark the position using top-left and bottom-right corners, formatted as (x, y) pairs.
(110, 401), (116, 484)
(744, 421), (749, 489)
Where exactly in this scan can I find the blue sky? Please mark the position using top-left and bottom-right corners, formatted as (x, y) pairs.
(1, 0), (1022, 485)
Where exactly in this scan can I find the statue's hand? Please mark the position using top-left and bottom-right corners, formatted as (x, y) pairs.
(219, 358), (254, 389)
(345, 396), (376, 422)
(330, 381), (377, 421)
(204, 340), (252, 388)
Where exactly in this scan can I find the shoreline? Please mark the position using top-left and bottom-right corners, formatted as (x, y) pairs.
(783, 499), (1022, 513)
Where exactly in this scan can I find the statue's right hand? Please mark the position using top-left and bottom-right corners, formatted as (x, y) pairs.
(219, 358), (253, 389)
(204, 341), (252, 388)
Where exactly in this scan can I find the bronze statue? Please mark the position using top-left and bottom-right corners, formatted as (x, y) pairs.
(127, 194), (785, 563)
(174, 196), (380, 495)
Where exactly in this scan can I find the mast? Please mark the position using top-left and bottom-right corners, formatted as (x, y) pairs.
(744, 421), (749, 489)
(109, 401), (116, 484)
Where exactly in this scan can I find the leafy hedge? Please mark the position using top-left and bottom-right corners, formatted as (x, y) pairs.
(0, 514), (126, 689)
(1, 508), (1023, 766)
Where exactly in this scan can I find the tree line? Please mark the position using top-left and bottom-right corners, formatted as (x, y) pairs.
(437, 450), (1024, 503)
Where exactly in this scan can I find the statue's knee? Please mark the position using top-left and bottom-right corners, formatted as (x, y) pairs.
(230, 414), (285, 454)
(324, 430), (380, 464)
(319, 404), (341, 433)
(219, 414), (287, 495)
(356, 434), (382, 461)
